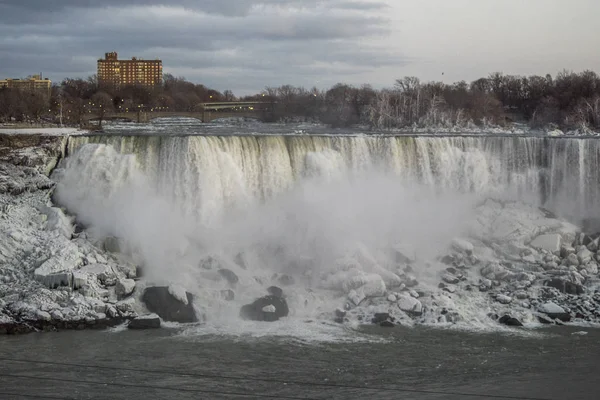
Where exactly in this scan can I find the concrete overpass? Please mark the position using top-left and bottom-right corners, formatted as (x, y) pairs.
(84, 101), (273, 124)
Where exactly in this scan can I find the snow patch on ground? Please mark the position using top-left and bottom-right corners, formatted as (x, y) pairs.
(0, 128), (86, 136)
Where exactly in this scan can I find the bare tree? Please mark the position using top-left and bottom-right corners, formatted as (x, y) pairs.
(91, 91), (113, 127)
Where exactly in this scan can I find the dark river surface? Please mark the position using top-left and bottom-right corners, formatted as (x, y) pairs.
(0, 325), (597, 400)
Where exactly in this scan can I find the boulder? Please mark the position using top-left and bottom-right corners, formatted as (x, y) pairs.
(546, 278), (584, 295)
(530, 234), (561, 253)
(371, 312), (393, 324)
(34, 242), (81, 289)
(577, 247), (594, 264)
(442, 273), (460, 284)
(79, 264), (116, 285)
(452, 238), (474, 254)
(481, 263), (505, 280)
(141, 286), (198, 323)
(397, 295), (423, 316)
(498, 315), (523, 327)
(567, 253), (580, 267)
(115, 278), (136, 299)
(585, 262), (599, 275)
(218, 269), (239, 285)
(267, 286), (284, 298)
(116, 297), (136, 313)
(587, 237), (600, 252)
(496, 294), (512, 304)
(128, 314), (161, 329)
(334, 308), (346, 323)
(539, 302), (571, 322)
(40, 206), (73, 239)
(239, 295), (289, 322)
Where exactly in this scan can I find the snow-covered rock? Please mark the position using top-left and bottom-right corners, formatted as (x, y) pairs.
(115, 278), (135, 298)
(567, 253), (580, 267)
(540, 302), (565, 314)
(128, 314), (161, 329)
(452, 238), (474, 254)
(262, 305), (276, 313)
(397, 295), (423, 315)
(167, 284), (189, 305)
(39, 206), (73, 239)
(577, 247), (594, 264)
(496, 294), (512, 304)
(33, 241), (81, 288)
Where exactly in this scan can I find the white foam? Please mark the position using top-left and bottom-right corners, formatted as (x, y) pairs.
(176, 318), (389, 344)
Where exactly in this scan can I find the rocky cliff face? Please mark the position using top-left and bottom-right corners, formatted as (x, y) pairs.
(0, 134), (153, 334)
(0, 134), (68, 176)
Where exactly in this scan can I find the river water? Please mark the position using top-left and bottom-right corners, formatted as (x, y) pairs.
(0, 325), (597, 400)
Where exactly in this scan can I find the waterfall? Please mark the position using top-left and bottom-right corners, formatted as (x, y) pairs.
(67, 134), (600, 224)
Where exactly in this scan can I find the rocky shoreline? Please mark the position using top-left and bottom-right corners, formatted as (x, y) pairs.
(2, 132), (600, 335)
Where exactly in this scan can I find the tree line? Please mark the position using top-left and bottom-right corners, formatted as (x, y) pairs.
(1, 70), (600, 131)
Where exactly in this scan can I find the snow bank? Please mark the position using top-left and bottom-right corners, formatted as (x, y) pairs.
(0, 128), (85, 136)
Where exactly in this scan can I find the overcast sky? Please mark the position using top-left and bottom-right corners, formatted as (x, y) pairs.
(1, 0), (598, 94)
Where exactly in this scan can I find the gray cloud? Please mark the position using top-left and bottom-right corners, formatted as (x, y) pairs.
(0, 0), (403, 94)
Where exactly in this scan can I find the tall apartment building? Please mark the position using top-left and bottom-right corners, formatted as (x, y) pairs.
(97, 52), (162, 87)
(0, 74), (52, 96)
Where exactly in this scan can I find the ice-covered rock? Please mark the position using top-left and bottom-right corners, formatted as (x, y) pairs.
(167, 284), (189, 305)
(39, 206), (73, 239)
(79, 263), (115, 285)
(481, 263), (505, 280)
(142, 286), (197, 323)
(584, 262), (598, 275)
(115, 278), (135, 298)
(567, 253), (580, 267)
(452, 238), (474, 254)
(116, 297), (136, 313)
(397, 295), (423, 316)
(540, 302), (564, 314)
(577, 247), (593, 264)
(538, 301), (570, 322)
(72, 270), (90, 289)
(442, 273), (460, 284)
(128, 314), (161, 329)
(530, 234), (561, 253)
(496, 294), (512, 304)
(498, 315), (523, 327)
(240, 295), (289, 322)
(34, 241), (81, 288)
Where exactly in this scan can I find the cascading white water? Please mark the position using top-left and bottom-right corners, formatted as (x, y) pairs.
(67, 134), (600, 225)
